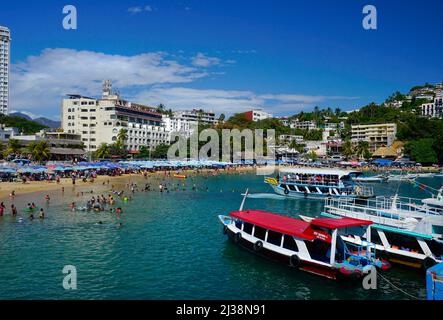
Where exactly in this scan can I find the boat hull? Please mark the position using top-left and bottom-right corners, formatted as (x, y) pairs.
(225, 228), (348, 281)
(268, 184), (361, 200)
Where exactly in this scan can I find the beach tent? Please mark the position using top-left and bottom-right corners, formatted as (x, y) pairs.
(372, 159), (393, 166)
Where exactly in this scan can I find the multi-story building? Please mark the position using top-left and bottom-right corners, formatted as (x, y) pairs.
(0, 26), (11, 115)
(162, 109), (216, 140)
(351, 123), (397, 152)
(0, 125), (18, 140)
(278, 134), (304, 144)
(13, 130), (86, 160)
(291, 120), (318, 131)
(421, 94), (443, 118)
(61, 81), (169, 153)
(244, 109), (273, 122)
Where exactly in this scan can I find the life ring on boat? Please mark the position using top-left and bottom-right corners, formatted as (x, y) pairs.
(223, 225), (228, 235)
(234, 232), (242, 244)
(254, 241), (263, 252)
(284, 188), (289, 195)
(423, 257), (436, 270)
(289, 254), (300, 268)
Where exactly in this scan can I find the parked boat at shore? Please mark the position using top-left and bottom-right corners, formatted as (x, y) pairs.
(354, 174), (388, 183)
(265, 168), (374, 199)
(219, 191), (390, 281)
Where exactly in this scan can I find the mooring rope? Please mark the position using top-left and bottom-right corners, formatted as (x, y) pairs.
(377, 272), (421, 300)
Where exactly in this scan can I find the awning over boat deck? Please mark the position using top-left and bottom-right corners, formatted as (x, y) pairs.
(230, 210), (316, 241)
(311, 217), (372, 229)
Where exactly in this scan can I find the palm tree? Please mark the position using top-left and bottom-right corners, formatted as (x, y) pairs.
(28, 141), (50, 163)
(342, 139), (354, 160)
(289, 140), (305, 154)
(94, 143), (110, 159)
(5, 139), (22, 157)
(355, 141), (371, 160)
(116, 129), (128, 149)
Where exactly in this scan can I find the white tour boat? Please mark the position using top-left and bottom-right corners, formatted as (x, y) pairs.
(218, 191), (390, 280)
(265, 168), (374, 199)
(318, 197), (443, 270)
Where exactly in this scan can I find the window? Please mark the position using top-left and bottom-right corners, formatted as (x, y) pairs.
(243, 222), (253, 235)
(384, 231), (423, 254)
(254, 226), (267, 240)
(267, 230), (282, 246)
(283, 235), (298, 251)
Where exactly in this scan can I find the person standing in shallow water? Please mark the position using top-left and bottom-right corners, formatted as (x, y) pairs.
(11, 204), (17, 216)
(0, 202), (5, 216)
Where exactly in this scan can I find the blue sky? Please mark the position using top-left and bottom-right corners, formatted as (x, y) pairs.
(1, 0), (442, 119)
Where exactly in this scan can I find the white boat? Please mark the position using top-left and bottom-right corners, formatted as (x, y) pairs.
(218, 191), (390, 280)
(321, 197), (443, 270)
(354, 174), (388, 183)
(422, 187), (443, 209)
(265, 167), (374, 199)
(387, 173), (418, 181)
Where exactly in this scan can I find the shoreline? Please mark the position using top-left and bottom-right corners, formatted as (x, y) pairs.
(0, 164), (439, 201)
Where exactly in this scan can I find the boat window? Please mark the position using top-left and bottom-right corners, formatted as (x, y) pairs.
(267, 230), (282, 246)
(288, 184), (297, 191)
(235, 219), (243, 230)
(308, 186), (317, 193)
(384, 231), (424, 254)
(305, 239), (331, 263)
(243, 222), (253, 235)
(370, 229), (383, 245)
(425, 240), (443, 258)
(283, 235), (298, 251)
(254, 226), (267, 240)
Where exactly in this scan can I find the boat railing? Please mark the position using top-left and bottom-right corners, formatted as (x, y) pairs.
(324, 198), (407, 229)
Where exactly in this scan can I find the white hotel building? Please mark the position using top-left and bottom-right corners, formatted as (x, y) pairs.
(162, 109), (216, 140)
(421, 93), (443, 119)
(0, 26), (11, 115)
(61, 81), (169, 153)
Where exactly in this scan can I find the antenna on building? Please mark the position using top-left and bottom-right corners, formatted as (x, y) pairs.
(103, 80), (112, 97)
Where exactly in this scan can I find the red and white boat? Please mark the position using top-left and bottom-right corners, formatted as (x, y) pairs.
(218, 192), (390, 280)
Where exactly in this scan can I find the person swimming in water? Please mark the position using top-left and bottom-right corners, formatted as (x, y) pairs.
(39, 208), (45, 219)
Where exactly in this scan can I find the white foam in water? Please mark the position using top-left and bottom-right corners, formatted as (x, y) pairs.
(246, 193), (286, 200)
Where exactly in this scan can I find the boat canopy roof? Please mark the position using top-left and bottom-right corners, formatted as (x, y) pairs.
(230, 210), (316, 240)
(229, 210), (372, 242)
(278, 167), (361, 178)
(311, 217), (372, 229)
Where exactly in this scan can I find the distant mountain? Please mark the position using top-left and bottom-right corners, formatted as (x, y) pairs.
(33, 117), (61, 129)
(9, 112), (32, 121)
(9, 112), (61, 129)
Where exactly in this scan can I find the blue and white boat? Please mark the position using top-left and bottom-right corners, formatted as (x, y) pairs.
(317, 196), (443, 270)
(265, 168), (374, 199)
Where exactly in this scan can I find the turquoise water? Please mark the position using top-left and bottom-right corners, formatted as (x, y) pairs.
(0, 173), (441, 300)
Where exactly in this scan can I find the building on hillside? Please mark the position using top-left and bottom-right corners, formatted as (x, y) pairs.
(421, 94), (443, 118)
(0, 125), (18, 140)
(13, 130), (86, 160)
(244, 109), (273, 122)
(351, 123), (397, 152)
(291, 120), (318, 131)
(278, 134), (304, 144)
(0, 26), (11, 115)
(61, 80), (169, 154)
(162, 109), (216, 140)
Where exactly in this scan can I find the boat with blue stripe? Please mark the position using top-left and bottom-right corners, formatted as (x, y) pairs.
(265, 168), (374, 199)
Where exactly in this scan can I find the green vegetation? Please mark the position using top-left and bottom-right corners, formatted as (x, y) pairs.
(27, 141), (51, 162)
(404, 139), (438, 165)
(0, 114), (47, 134)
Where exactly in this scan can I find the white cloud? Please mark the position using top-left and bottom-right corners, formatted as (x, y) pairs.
(10, 48), (357, 117)
(128, 5), (152, 14)
(132, 87), (357, 116)
(191, 53), (221, 67)
(10, 48), (205, 113)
